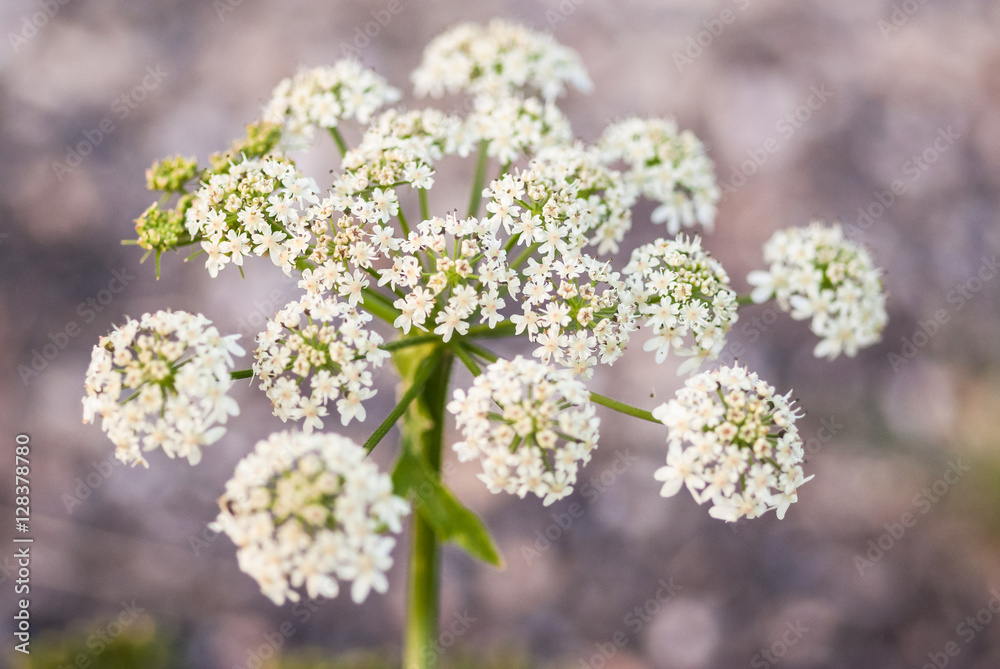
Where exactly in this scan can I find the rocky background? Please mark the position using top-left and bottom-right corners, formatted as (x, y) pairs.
(2, 1), (1000, 668)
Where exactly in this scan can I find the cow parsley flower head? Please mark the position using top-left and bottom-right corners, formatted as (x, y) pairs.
(412, 18), (593, 100)
(263, 61), (402, 149)
(600, 117), (720, 235)
(448, 356), (599, 506)
(485, 144), (637, 256)
(185, 155), (321, 278)
(653, 364), (810, 521)
(624, 235), (738, 375)
(253, 294), (389, 429)
(332, 108), (470, 218)
(746, 221), (888, 359)
(466, 94), (573, 164)
(82, 310), (243, 467)
(213, 430), (409, 605)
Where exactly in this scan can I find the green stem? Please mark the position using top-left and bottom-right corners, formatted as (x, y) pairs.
(419, 188), (430, 222)
(360, 287), (401, 325)
(510, 242), (541, 270)
(398, 349), (454, 669)
(465, 321), (517, 339)
(736, 295), (755, 306)
(398, 206), (412, 238)
(589, 392), (660, 424)
(462, 341), (498, 364)
(466, 140), (489, 218)
(329, 127), (348, 157)
(363, 346), (443, 453)
(452, 340), (482, 377)
(230, 369), (254, 380)
(380, 334), (442, 352)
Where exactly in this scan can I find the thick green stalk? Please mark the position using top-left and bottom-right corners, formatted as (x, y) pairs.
(396, 347), (454, 669)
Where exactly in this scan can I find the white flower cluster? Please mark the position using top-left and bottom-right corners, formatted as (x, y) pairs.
(514, 145), (638, 255)
(466, 95), (573, 165)
(448, 357), (599, 506)
(412, 19), (593, 100)
(262, 61), (401, 149)
(333, 108), (469, 218)
(213, 430), (409, 605)
(82, 310), (242, 467)
(383, 213), (519, 341)
(185, 155), (322, 278)
(253, 294), (389, 429)
(653, 364), (810, 522)
(600, 118), (720, 235)
(624, 235), (739, 375)
(747, 221), (888, 359)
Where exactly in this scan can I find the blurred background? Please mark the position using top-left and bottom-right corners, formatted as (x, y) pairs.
(2, 0), (1000, 667)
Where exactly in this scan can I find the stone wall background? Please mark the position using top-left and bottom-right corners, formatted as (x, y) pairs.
(2, 1), (1000, 667)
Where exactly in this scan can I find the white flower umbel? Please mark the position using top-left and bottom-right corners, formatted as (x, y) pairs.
(624, 234), (738, 375)
(263, 61), (402, 149)
(600, 117), (720, 236)
(497, 144), (636, 256)
(653, 364), (811, 521)
(449, 356), (599, 506)
(412, 18), (593, 100)
(185, 155), (321, 278)
(213, 430), (409, 605)
(746, 221), (888, 359)
(253, 294), (389, 429)
(332, 107), (470, 219)
(466, 94), (573, 165)
(82, 310), (243, 467)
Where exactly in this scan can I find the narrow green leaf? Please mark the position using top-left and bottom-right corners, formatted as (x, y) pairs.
(392, 448), (504, 568)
